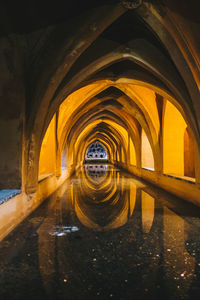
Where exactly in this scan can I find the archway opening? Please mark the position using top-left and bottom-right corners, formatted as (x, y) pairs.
(85, 141), (108, 163)
(163, 100), (196, 180)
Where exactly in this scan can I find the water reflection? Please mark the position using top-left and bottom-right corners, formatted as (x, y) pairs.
(0, 165), (200, 300)
(74, 164), (137, 231)
(85, 164), (107, 181)
(141, 191), (155, 233)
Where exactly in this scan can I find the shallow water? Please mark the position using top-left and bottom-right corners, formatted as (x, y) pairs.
(0, 165), (200, 300)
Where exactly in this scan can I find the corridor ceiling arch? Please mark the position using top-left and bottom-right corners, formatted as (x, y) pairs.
(73, 120), (129, 166)
(38, 74), (200, 183)
(18, 0), (200, 196)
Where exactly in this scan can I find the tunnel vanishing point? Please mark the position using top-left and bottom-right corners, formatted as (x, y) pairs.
(0, 0), (200, 241)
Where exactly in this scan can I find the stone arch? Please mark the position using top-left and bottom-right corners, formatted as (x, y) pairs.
(23, 6), (200, 192)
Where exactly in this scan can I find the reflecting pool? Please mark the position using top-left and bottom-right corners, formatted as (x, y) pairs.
(0, 165), (200, 300)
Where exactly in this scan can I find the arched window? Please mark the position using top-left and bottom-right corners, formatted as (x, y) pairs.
(85, 142), (107, 160)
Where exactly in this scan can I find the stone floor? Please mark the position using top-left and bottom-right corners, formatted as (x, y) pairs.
(0, 165), (200, 300)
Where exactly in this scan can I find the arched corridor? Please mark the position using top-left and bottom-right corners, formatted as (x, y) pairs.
(0, 0), (200, 299)
(38, 79), (198, 201)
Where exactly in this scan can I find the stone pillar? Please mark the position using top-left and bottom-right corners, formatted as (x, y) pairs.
(0, 36), (25, 189)
(127, 133), (130, 165)
(55, 111), (61, 177)
(23, 133), (40, 194)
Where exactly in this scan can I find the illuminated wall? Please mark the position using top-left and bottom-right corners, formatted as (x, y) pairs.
(38, 114), (56, 178)
(141, 129), (154, 170)
(163, 101), (187, 177)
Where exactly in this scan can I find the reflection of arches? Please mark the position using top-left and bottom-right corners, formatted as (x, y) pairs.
(184, 128), (195, 178)
(85, 164), (107, 181)
(141, 191), (155, 234)
(74, 167), (137, 231)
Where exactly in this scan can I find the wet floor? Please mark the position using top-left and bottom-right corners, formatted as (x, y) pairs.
(0, 165), (200, 300)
